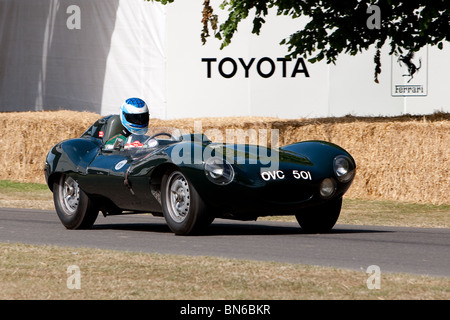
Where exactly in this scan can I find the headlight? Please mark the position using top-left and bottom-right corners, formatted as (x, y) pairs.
(333, 155), (355, 183)
(204, 157), (234, 185)
(320, 178), (336, 199)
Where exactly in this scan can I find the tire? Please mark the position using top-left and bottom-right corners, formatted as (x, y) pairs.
(53, 174), (99, 229)
(295, 197), (342, 233)
(161, 169), (213, 235)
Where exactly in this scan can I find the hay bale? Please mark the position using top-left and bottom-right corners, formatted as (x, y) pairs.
(274, 120), (449, 205)
(0, 110), (100, 183)
(0, 111), (448, 205)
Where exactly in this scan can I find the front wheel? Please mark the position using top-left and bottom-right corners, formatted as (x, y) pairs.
(295, 197), (342, 233)
(161, 170), (213, 235)
(53, 174), (99, 229)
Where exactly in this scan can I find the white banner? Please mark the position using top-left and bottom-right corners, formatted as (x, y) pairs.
(0, 0), (448, 118)
(0, 0), (166, 119)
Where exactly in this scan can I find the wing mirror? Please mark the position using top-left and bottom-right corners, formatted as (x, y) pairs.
(113, 139), (124, 150)
(102, 138), (124, 152)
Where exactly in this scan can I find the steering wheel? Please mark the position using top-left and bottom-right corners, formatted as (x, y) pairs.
(143, 133), (177, 147)
(148, 132), (175, 140)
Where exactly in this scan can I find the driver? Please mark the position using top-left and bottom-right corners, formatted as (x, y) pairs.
(105, 97), (149, 149)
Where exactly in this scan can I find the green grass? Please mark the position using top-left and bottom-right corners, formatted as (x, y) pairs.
(340, 199), (449, 228)
(262, 198), (450, 228)
(0, 180), (48, 192)
(0, 180), (53, 210)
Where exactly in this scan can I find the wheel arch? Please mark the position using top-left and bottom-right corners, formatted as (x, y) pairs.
(150, 162), (180, 182)
(46, 172), (61, 192)
(148, 163), (181, 196)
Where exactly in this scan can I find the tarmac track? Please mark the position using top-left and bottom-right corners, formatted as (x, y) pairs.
(0, 207), (449, 277)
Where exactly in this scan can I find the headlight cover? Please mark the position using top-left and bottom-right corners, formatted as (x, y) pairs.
(333, 155), (355, 183)
(204, 157), (234, 185)
(320, 178), (336, 199)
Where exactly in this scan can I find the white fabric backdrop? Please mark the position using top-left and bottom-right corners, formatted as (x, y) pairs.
(0, 0), (448, 119)
(0, 0), (166, 119)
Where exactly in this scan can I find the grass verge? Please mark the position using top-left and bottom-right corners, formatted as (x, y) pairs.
(0, 180), (52, 210)
(1, 242), (449, 300)
(263, 198), (450, 229)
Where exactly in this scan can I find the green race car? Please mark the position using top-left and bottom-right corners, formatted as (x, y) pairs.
(44, 115), (356, 235)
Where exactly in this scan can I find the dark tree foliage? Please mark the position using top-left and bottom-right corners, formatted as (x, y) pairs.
(150, 0), (450, 82)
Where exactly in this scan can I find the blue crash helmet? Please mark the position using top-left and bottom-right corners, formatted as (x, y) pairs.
(120, 98), (149, 135)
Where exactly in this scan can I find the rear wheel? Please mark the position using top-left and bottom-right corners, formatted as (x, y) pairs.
(53, 174), (99, 229)
(295, 197), (342, 233)
(161, 170), (213, 235)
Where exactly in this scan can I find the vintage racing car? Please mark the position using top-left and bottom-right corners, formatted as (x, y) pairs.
(44, 115), (356, 235)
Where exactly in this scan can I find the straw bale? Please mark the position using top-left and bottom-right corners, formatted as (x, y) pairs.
(0, 110), (100, 184)
(0, 111), (448, 205)
(273, 120), (449, 205)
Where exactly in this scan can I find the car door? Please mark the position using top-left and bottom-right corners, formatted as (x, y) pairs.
(83, 147), (135, 209)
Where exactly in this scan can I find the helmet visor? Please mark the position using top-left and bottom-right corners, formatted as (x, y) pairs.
(124, 112), (149, 126)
